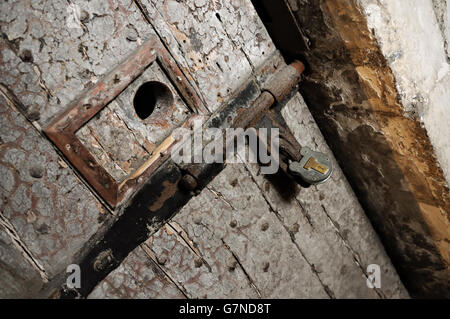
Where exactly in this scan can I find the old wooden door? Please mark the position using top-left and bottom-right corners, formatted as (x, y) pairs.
(0, 0), (407, 299)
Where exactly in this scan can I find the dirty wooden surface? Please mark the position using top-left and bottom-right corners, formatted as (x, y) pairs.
(88, 244), (186, 299)
(0, 220), (44, 298)
(0, 95), (110, 286)
(1, 0), (408, 298)
(89, 95), (408, 299)
(136, 0), (275, 111)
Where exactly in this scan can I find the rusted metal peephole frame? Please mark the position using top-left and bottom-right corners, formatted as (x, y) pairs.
(44, 37), (208, 208)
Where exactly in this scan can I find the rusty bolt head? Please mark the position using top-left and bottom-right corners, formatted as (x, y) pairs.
(93, 249), (114, 272)
(180, 174), (198, 192)
(26, 106), (41, 121)
(291, 60), (305, 75)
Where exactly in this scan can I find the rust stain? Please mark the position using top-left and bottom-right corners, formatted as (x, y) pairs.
(92, 81), (106, 96)
(148, 179), (179, 212)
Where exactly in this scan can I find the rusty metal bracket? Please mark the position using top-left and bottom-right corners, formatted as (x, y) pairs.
(232, 61), (305, 130)
(44, 36), (208, 208)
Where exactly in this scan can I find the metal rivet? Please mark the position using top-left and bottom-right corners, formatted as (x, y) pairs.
(180, 174), (198, 191)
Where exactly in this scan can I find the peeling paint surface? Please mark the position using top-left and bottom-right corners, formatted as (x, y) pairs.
(0, 0), (155, 126)
(0, 0), (412, 299)
(137, 0), (274, 111)
(90, 97), (408, 299)
(360, 0), (450, 185)
(0, 96), (109, 281)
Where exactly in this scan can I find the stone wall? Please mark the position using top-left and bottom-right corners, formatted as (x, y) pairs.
(360, 0), (450, 188)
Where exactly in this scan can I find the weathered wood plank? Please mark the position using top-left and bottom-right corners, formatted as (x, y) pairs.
(0, 222), (44, 298)
(217, 0), (276, 68)
(281, 94), (408, 298)
(88, 219), (261, 299)
(141, 222), (260, 298)
(137, 0), (273, 112)
(241, 93), (408, 298)
(0, 95), (109, 285)
(171, 163), (330, 298)
(88, 245), (186, 299)
(90, 93), (409, 298)
(0, 0), (155, 126)
(93, 162), (331, 298)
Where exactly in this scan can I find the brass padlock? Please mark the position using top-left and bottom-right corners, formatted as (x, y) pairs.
(288, 147), (333, 185)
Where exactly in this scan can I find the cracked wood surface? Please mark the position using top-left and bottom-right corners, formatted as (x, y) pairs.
(89, 96), (408, 299)
(0, 0), (155, 127)
(0, 0), (409, 298)
(0, 2), (155, 291)
(135, 0), (275, 112)
(88, 244), (186, 299)
(0, 0), (275, 297)
(0, 95), (110, 291)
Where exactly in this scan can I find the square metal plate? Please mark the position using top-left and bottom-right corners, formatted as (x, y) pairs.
(44, 37), (207, 208)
